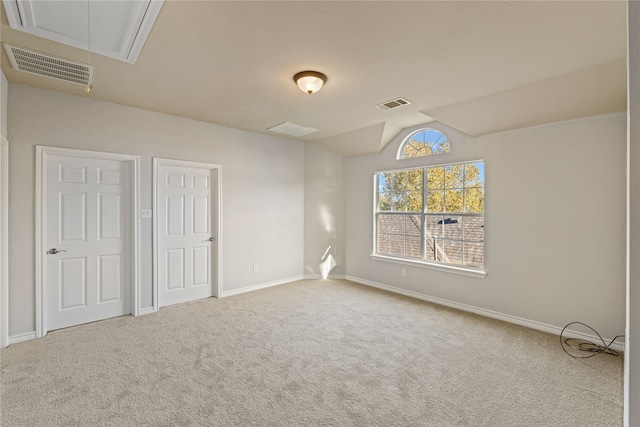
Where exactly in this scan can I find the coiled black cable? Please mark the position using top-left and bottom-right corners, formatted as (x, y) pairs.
(560, 321), (625, 358)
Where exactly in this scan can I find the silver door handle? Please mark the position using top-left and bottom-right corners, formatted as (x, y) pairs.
(207, 237), (216, 242)
(48, 248), (66, 254)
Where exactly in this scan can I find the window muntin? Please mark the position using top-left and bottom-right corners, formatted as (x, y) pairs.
(397, 129), (450, 159)
(375, 161), (484, 270)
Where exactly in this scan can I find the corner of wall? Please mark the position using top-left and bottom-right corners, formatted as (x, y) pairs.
(1, 70), (7, 140)
(303, 143), (346, 278)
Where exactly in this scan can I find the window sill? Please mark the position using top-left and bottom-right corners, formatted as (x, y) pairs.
(370, 254), (487, 278)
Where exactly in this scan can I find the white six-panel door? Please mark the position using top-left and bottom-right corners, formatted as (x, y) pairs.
(46, 154), (132, 331)
(157, 164), (215, 307)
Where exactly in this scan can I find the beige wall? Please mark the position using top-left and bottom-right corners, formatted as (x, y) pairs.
(1, 71), (7, 140)
(7, 83), (305, 337)
(1, 70), (7, 348)
(303, 143), (345, 278)
(344, 114), (627, 340)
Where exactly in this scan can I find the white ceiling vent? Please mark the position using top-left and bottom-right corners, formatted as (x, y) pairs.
(267, 121), (319, 137)
(3, 43), (95, 87)
(375, 97), (412, 111)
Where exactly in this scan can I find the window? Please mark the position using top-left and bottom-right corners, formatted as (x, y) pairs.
(397, 129), (450, 159)
(375, 161), (484, 271)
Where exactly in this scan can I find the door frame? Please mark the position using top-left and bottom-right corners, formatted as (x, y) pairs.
(35, 146), (140, 338)
(152, 158), (222, 311)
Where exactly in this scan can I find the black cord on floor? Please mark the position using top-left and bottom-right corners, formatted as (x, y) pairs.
(560, 321), (625, 359)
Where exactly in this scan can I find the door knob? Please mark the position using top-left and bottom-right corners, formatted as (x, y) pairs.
(48, 248), (66, 254)
(207, 237), (216, 242)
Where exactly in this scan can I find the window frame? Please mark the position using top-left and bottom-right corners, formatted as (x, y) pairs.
(372, 159), (486, 278)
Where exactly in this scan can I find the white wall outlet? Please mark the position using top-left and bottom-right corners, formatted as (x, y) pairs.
(140, 208), (152, 219)
(401, 269), (407, 277)
(253, 265), (259, 273)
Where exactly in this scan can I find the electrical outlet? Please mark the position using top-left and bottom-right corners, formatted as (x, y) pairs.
(253, 265), (259, 273)
(401, 269), (407, 277)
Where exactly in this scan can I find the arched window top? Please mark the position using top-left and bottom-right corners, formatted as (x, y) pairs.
(397, 129), (450, 159)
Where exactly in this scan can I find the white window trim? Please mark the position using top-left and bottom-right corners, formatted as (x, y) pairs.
(370, 254), (486, 278)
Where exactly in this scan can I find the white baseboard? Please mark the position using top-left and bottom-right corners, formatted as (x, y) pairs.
(8, 331), (37, 345)
(303, 274), (346, 280)
(346, 275), (625, 352)
(219, 275), (304, 298)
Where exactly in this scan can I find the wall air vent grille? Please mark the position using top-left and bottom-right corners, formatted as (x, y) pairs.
(3, 43), (95, 86)
(375, 97), (412, 111)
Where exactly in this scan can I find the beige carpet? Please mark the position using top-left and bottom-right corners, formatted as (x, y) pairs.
(0, 279), (623, 426)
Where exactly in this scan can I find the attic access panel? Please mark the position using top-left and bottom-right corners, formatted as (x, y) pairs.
(2, 0), (164, 64)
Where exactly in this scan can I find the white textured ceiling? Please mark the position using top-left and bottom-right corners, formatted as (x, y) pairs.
(0, 1), (628, 157)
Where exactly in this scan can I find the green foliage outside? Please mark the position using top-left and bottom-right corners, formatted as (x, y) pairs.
(400, 137), (450, 158)
(377, 162), (484, 213)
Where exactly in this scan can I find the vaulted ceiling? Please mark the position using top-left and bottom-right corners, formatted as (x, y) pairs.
(0, 1), (627, 157)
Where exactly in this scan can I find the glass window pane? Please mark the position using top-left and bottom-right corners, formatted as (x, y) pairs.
(426, 190), (444, 212)
(463, 187), (484, 213)
(389, 215), (404, 234)
(407, 169), (423, 190)
(463, 217), (484, 242)
(443, 240), (463, 265)
(427, 166), (445, 190)
(383, 171), (405, 193)
(407, 190), (422, 212)
(463, 242), (484, 269)
(377, 173), (386, 192)
(377, 214), (391, 234)
(429, 131), (450, 154)
(441, 217), (462, 240)
(394, 193), (409, 211)
(401, 140), (426, 158)
(398, 129), (450, 159)
(464, 162), (484, 187)
(406, 237), (422, 259)
(378, 192), (392, 211)
(377, 233), (390, 255)
(405, 215), (422, 236)
(445, 164), (465, 189)
(389, 235), (405, 257)
(444, 189), (464, 212)
(425, 238), (442, 262)
(425, 215), (444, 239)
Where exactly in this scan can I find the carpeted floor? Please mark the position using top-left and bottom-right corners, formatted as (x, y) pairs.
(0, 279), (624, 426)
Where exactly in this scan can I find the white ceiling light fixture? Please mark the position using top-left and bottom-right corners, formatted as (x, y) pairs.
(293, 71), (327, 95)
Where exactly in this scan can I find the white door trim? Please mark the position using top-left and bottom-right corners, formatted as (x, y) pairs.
(153, 158), (222, 311)
(35, 145), (140, 338)
(1, 137), (8, 348)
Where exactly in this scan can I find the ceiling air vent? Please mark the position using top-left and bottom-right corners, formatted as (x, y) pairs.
(267, 121), (319, 137)
(375, 97), (412, 111)
(3, 43), (95, 87)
